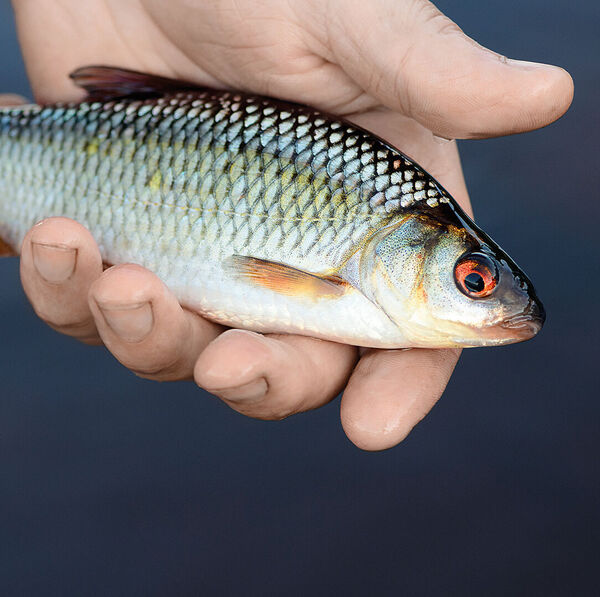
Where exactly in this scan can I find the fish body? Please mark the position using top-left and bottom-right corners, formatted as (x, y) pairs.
(0, 67), (544, 348)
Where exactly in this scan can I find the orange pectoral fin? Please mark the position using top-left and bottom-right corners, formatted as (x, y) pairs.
(228, 255), (349, 300)
(0, 236), (16, 257)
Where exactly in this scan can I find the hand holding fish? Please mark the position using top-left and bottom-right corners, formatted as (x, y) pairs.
(7, 0), (572, 449)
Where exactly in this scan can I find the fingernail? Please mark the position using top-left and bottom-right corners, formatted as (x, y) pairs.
(32, 242), (77, 283)
(432, 133), (452, 145)
(212, 377), (268, 402)
(97, 301), (154, 343)
(505, 58), (559, 71)
(0, 93), (29, 106)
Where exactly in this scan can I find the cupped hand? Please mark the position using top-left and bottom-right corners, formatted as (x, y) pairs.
(9, 0), (573, 449)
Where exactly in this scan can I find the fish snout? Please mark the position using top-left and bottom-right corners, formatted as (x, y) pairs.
(500, 300), (546, 341)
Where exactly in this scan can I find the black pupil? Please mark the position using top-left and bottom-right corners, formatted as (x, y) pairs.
(464, 272), (485, 293)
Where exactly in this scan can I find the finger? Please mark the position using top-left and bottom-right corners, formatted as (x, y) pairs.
(194, 330), (358, 420)
(312, 0), (573, 138)
(89, 264), (223, 381)
(0, 94), (29, 106)
(20, 217), (103, 344)
(340, 347), (460, 451)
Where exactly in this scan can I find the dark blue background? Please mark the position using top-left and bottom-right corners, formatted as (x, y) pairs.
(1, 1), (598, 595)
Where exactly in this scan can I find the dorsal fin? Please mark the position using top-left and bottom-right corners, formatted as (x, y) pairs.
(69, 66), (204, 101)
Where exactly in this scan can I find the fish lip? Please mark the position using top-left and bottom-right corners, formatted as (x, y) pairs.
(498, 300), (546, 339)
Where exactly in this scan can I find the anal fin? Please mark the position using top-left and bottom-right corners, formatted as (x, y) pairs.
(228, 255), (349, 300)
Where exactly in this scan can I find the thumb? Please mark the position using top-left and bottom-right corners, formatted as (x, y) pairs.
(324, 0), (573, 139)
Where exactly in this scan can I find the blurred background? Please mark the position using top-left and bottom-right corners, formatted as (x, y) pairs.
(1, 1), (598, 595)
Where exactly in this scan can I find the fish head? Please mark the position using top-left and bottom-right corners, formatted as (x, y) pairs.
(359, 208), (545, 347)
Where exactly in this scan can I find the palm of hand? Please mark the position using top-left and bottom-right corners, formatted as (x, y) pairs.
(11, 0), (572, 449)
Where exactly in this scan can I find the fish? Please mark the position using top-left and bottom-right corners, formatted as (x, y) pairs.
(0, 66), (545, 348)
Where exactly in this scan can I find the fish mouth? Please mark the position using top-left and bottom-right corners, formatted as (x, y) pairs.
(499, 300), (546, 341)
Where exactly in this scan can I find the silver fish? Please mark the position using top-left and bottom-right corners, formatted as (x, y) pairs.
(0, 66), (544, 348)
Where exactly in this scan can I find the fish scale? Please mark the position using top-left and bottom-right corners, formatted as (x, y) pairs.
(0, 93), (444, 256)
(2, 66), (529, 349)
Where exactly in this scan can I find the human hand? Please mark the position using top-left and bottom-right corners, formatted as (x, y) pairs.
(11, 0), (572, 449)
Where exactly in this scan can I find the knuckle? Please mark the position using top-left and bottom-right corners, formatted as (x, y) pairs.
(219, 393), (299, 420)
(44, 318), (98, 341)
(33, 305), (81, 329)
(121, 354), (186, 381)
(227, 403), (295, 421)
(410, 0), (462, 35)
(44, 317), (93, 332)
(133, 370), (189, 382)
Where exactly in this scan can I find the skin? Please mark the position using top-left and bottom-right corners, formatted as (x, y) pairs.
(6, 0), (573, 450)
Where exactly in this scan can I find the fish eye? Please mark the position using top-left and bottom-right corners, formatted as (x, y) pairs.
(454, 253), (498, 298)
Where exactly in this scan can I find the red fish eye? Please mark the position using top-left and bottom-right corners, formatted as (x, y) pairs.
(454, 253), (498, 298)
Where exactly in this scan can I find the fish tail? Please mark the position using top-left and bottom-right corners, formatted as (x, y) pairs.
(0, 236), (16, 257)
